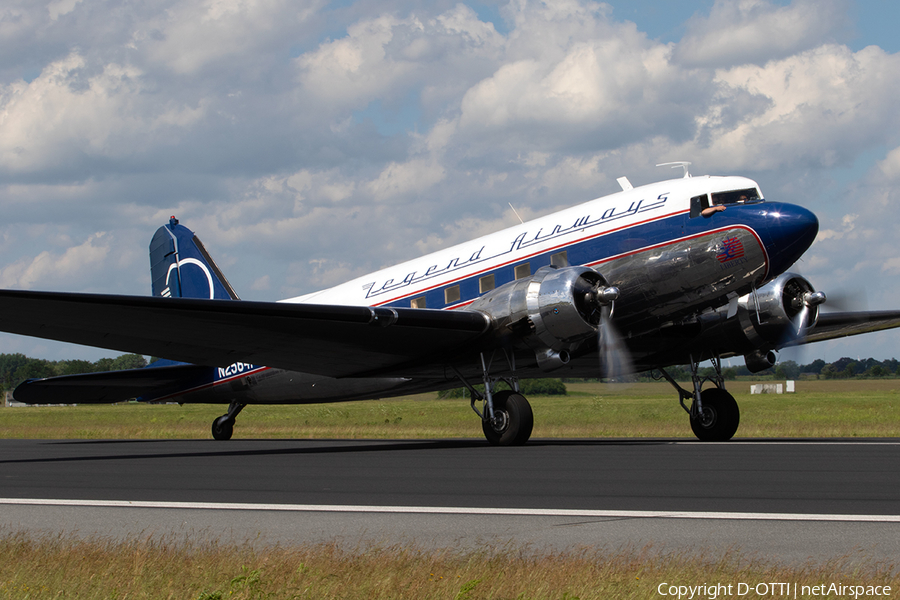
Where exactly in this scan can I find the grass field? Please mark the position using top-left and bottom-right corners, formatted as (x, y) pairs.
(1, 532), (897, 600)
(1, 379), (898, 439)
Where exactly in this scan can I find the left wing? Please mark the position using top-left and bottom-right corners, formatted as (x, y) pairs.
(0, 290), (491, 378)
(798, 310), (900, 346)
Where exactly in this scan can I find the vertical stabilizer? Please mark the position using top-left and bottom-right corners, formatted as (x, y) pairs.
(149, 216), (240, 300)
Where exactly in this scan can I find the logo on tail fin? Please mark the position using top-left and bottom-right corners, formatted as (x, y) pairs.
(150, 217), (240, 300)
(164, 259), (215, 299)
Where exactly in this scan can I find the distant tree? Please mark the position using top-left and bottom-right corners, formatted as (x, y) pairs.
(111, 354), (147, 370)
(57, 360), (96, 376)
(0, 354), (31, 389)
(867, 365), (886, 378)
(841, 361), (858, 379)
(439, 378), (566, 399)
(14, 359), (54, 383)
(801, 359), (826, 375)
(831, 357), (849, 371)
(519, 378), (567, 395)
(775, 360), (800, 380)
(820, 364), (837, 379)
(93, 357), (115, 372)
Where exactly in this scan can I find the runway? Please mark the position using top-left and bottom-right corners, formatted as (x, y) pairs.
(1, 438), (899, 564)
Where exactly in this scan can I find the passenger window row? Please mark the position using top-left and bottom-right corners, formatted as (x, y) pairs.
(410, 250), (569, 308)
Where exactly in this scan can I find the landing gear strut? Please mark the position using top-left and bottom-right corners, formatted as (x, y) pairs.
(452, 352), (534, 446)
(211, 401), (246, 440)
(657, 355), (740, 441)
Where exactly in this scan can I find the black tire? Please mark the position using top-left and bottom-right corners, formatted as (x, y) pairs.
(211, 416), (234, 440)
(690, 387), (740, 441)
(482, 390), (534, 446)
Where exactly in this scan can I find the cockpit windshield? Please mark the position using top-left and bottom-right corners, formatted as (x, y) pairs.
(690, 187), (763, 218)
(711, 187), (761, 206)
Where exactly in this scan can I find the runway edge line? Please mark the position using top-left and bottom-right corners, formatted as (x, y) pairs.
(2, 498), (900, 523)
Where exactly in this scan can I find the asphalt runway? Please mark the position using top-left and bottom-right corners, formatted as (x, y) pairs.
(1, 438), (899, 565)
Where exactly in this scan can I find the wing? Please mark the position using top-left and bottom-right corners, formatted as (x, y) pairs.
(796, 310), (900, 345)
(0, 290), (490, 378)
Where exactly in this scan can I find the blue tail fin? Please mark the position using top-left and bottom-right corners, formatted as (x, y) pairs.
(149, 216), (239, 300)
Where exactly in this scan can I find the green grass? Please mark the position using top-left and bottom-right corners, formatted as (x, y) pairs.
(0, 532), (896, 600)
(1, 379), (899, 439)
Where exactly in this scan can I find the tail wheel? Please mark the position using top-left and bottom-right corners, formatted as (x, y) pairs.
(690, 387), (740, 441)
(482, 390), (534, 446)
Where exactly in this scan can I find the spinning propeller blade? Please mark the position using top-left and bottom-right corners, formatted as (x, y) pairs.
(590, 284), (634, 381)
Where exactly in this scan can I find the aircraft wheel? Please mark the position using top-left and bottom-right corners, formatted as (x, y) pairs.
(211, 416), (234, 441)
(482, 390), (534, 446)
(690, 388), (740, 441)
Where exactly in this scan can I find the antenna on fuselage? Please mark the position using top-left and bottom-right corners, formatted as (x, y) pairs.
(508, 202), (525, 225)
(656, 161), (692, 178)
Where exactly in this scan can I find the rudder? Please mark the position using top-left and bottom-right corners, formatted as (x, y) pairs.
(149, 216), (239, 300)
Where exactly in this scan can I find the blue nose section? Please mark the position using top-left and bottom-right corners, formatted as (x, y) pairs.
(760, 202), (819, 276)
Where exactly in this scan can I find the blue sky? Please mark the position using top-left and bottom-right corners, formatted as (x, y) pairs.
(2, 0), (900, 366)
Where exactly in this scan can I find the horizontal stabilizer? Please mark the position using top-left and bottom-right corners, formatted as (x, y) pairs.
(14, 363), (212, 404)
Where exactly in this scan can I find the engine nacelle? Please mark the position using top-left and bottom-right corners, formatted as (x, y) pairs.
(469, 265), (616, 371)
(736, 272), (824, 350)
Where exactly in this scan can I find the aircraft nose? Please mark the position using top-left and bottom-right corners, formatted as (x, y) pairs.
(762, 203), (819, 275)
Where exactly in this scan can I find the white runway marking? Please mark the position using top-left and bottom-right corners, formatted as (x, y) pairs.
(2, 498), (899, 523)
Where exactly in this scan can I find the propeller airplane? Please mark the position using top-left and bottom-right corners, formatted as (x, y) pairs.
(4, 163), (900, 444)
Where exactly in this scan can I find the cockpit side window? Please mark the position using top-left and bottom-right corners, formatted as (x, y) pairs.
(690, 194), (710, 218)
(710, 188), (760, 206)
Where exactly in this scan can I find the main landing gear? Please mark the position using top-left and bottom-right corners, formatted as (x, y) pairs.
(656, 355), (740, 441)
(211, 401), (246, 440)
(453, 352), (534, 446)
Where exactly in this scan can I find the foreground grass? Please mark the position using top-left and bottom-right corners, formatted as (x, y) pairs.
(1, 531), (896, 600)
(1, 379), (899, 439)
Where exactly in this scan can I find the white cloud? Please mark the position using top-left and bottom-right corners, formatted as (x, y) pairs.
(686, 44), (900, 172)
(141, 0), (323, 75)
(367, 158), (446, 202)
(0, 52), (209, 174)
(675, 0), (850, 68)
(0, 232), (110, 290)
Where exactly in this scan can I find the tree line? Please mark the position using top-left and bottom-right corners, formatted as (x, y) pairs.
(641, 356), (900, 382)
(0, 353), (148, 393)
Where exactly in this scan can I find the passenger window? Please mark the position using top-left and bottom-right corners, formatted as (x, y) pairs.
(410, 296), (426, 309)
(514, 263), (531, 279)
(444, 285), (460, 304)
(550, 251), (568, 267)
(479, 274), (495, 293)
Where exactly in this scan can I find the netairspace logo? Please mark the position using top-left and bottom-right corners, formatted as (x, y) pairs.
(657, 582), (892, 599)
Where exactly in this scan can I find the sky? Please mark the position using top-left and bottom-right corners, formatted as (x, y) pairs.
(2, 0), (900, 365)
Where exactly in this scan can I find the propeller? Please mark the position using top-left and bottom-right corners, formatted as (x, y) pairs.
(588, 283), (634, 382)
(789, 289), (827, 339)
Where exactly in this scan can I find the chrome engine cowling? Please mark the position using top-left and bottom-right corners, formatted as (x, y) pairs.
(736, 272), (825, 349)
(469, 265), (617, 371)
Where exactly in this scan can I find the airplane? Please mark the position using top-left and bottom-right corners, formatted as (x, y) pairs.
(4, 162), (900, 445)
